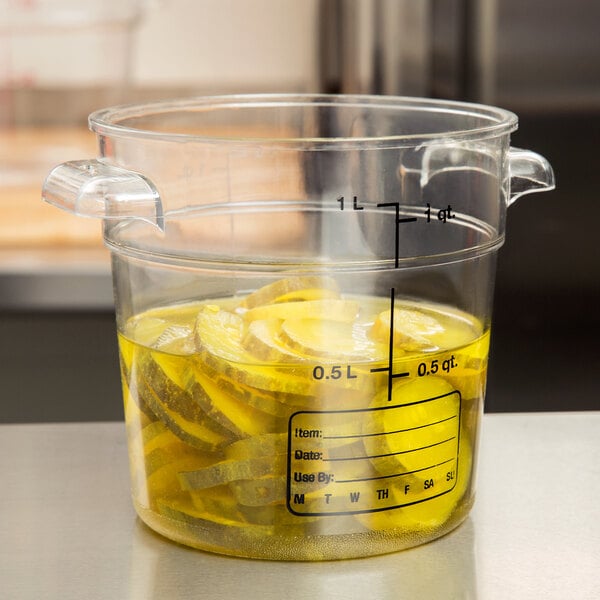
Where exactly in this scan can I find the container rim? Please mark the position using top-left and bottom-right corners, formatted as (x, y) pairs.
(105, 238), (506, 272)
(103, 202), (505, 271)
(89, 94), (519, 149)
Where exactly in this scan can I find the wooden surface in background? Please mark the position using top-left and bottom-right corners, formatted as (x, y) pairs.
(0, 127), (104, 249)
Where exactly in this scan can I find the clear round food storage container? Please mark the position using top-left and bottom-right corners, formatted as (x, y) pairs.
(43, 95), (555, 560)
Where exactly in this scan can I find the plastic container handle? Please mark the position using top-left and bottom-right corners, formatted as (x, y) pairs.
(507, 147), (555, 206)
(42, 160), (164, 230)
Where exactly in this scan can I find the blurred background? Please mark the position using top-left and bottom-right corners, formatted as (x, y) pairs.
(1, 0), (598, 422)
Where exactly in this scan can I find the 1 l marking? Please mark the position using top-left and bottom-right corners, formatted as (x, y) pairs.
(337, 196), (364, 210)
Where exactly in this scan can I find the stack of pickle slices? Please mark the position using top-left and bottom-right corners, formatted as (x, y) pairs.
(118, 276), (488, 554)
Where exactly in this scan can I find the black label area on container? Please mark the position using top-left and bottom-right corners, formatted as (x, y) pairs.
(286, 391), (461, 516)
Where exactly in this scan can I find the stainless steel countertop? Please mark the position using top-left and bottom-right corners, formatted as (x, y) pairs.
(1, 413), (598, 600)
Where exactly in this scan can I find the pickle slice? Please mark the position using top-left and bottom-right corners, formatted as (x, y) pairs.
(446, 360), (487, 401)
(137, 366), (232, 452)
(198, 362), (309, 418)
(189, 485), (247, 523)
(141, 356), (198, 423)
(221, 433), (289, 507)
(194, 368), (284, 437)
(194, 306), (249, 364)
(119, 337), (157, 424)
(359, 435), (473, 532)
(150, 326), (281, 437)
(231, 472), (337, 510)
(195, 307), (318, 396)
(158, 496), (309, 543)
(128, 316), (173, 347)
(238, 502), (310, 528)
(153, 325), (195, 355)
(243, 299), (359, 324)
(398, 435), (472, 530)
(242, 318), (307, 363)
(280, 318), (387, 361)
(230, 476), (287, 507)
(158, 497), (268, 533)
(178, 454), (287, 491)
(371, 307), (445, 352)
(358, 374), (471, 532)
(122, 374), (156, 435)
(363, 377), (458, 478)
(196, 303), (374, 400)
(140, 420), (173, 453)
(240, 318), (376, 404)
(130, 421), (218, 507)
(162, 490), (317, 540)
(119, 336), (136, 377)
(144, 444), (210, 492)
(239, 276), (340, 308)
(224, 432), (288, 461)
(370, 303), (481, 353)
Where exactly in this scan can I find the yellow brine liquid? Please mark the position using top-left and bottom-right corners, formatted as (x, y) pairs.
(118, 277), (489, 560)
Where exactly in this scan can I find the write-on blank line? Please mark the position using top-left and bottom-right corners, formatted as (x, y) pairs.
(336, 458), (456, 484)
(324, 436), (456, 462)
(323, 415), (457, 440)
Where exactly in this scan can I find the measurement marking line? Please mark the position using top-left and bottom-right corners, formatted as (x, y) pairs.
(387, 288), (395, 401)
(378, 203), (397, 262)
(335, 458), (456, 484)
(323, 436), (456, 462)
(322, 415), (457, 440)
(369, 366), (411, 378)
(398, 217), (418, 223)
